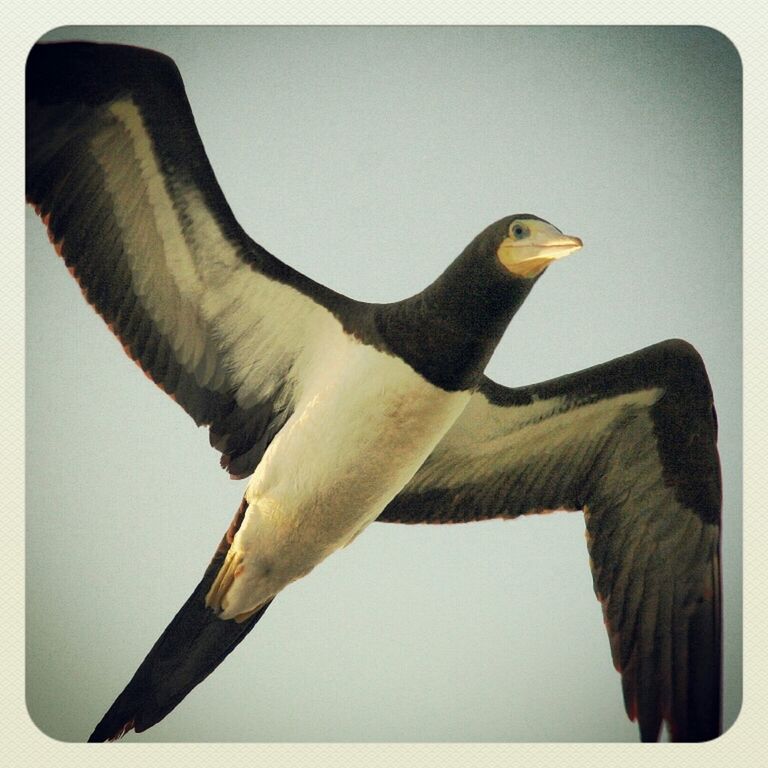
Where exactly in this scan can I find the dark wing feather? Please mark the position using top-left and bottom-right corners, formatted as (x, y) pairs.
(27, 41), (354, 478)
(378, 339), (722, 742)
(88, 499), (273, 742)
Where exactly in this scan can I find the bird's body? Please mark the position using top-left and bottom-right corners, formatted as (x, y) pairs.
(26, 40), (723, 743)
(216, 335), (471, 619)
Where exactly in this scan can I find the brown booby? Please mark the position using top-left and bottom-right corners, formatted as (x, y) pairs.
(26, 41), (722, 743)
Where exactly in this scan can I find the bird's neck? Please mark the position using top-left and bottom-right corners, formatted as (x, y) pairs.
(374, 252), (537, 391)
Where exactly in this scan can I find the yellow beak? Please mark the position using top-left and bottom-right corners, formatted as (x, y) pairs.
(497, 223), (583, 278)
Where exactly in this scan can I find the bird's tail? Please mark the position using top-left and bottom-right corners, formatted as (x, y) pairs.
(88, 498), (271, 742)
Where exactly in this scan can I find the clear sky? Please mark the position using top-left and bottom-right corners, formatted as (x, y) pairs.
(26, 25), (741, 742)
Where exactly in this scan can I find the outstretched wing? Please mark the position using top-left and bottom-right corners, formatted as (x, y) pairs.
(378, 339), (722, 742)
(26, 41), (356, 478)
(87, 499), (273, 742)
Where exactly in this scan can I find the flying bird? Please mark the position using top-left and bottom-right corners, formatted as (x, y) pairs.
(26, 41), (722, 743)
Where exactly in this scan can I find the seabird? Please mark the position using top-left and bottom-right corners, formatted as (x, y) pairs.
(26, 41), (722, 743)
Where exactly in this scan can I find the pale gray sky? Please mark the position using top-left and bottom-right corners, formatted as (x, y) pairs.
(26, 25), (741, 742)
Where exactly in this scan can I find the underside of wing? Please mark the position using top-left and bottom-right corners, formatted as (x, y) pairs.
(26, 41), (355, 478)
(378, 339), (722, 741)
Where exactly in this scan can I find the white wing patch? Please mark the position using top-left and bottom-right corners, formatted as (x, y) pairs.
(93, 100), (216, 385)
(412, 387), (664, 490)
(93, 99), (347, 418)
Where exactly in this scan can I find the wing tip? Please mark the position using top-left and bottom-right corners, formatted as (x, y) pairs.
(88, 715), (136, 743)
(28, 40), (182, 105)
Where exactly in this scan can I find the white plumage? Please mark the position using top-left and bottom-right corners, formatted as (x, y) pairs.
(216, 337), (471, 619)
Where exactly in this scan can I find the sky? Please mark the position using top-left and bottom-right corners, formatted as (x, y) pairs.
(25, 25), (741, 742)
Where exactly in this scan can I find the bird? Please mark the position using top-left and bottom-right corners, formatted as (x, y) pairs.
(26, 40), (722, 743)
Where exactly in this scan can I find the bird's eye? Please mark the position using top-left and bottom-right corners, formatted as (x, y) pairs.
(511, 224), (526, 239)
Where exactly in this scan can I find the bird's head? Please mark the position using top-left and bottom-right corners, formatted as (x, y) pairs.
(487, 214), (583, 279)
(380, 213), (583, 390)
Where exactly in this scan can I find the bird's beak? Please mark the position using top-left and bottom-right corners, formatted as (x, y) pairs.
(497, 222), (583, 278)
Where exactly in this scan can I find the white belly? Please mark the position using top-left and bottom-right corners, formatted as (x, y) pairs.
(216, 337), (470, 619)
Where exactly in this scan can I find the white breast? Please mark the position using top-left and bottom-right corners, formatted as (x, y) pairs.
(217, 331), (471, 619)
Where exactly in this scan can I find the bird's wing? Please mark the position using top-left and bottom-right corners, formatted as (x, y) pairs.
(27, 41), (356, 478)
(378, 339), (722, 742)
(88, 499), (273, 741)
